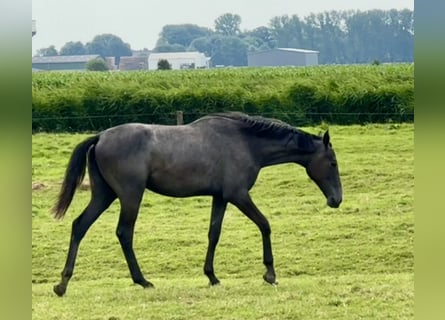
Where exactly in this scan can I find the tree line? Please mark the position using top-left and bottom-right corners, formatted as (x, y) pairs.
(35, 9), (413, 66)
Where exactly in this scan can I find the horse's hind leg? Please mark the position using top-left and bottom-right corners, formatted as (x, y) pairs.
(54, 148), (117, 297)
(116, 188), (154, 289)
(53, 178), (116, 296)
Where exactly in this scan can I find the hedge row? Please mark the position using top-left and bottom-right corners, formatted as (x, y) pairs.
(32, 64), (414, 132)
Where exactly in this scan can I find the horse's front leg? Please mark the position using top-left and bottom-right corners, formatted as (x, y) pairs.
(203, 196), (228, 285)
(231, 192), (277, 285)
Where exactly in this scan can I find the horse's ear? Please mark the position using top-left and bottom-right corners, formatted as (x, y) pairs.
(323, 130), (330, 149)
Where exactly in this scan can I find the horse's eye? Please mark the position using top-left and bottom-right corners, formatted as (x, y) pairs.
(331, 162), (337, 167)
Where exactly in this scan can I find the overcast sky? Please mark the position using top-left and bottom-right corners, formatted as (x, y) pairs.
(32, 0), (414, 54)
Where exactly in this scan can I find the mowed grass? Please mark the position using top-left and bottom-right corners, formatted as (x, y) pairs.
(32, 123), (414, 319)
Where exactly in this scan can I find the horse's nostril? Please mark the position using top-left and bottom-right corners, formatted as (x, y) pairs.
(327, 197), (341, 208)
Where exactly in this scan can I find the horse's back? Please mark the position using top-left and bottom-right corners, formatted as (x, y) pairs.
(92, 120), (254, 198)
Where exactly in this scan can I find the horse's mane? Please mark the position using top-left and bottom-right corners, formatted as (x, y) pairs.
(207, 112), (320, 153)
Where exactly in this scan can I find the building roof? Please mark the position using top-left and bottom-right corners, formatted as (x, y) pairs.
(248, 48), (319, 56)
(148, 51), (209, 60)
(32, 54), (101, 64)
(276, 48), (319, 53)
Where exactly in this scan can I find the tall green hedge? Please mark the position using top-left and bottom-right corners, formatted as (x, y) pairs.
(32, 64), (414, 132)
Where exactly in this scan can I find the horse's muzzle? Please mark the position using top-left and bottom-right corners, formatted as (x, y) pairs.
(327, 197), (342, 208)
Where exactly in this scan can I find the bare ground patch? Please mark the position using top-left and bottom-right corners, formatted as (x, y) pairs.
(32, 182), (47, 191)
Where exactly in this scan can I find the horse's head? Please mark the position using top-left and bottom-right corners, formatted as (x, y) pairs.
(305, 131), (343, 208)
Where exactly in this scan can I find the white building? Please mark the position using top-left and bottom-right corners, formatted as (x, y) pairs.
(247, 48), (319, 67)
(148, 51), (210, 70)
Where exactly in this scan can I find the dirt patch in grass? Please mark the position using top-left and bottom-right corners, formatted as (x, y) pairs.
(79, 181), (90, 190)
(32, 182), (47, 190)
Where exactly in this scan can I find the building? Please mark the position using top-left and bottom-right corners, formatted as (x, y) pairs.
(247, 48), (319, 67)
(148, 51), (210, 70)
(32, 54), (103, 71)
(119, 56), (149, 71)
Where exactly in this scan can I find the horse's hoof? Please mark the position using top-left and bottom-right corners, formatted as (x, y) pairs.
(140, 280), (155, 289)
(53, 284), (66, 297)
(209, 280), (221, 287)
(263, 273), (278, 286)
(143, 285), (155, 289)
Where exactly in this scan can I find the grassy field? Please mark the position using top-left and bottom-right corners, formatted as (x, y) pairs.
(32, 123), (414, 319)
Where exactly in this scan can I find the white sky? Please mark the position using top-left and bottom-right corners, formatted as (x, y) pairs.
(31, 0), (414, 54)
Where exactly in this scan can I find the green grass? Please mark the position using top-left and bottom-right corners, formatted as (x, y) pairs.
(32, 123), (414, 319)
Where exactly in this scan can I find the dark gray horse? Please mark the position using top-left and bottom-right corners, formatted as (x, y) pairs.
(52, 112), (342, 296)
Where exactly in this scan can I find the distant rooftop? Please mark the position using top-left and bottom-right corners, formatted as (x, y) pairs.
(148, 51), (209, 59)
(248, 48), (319, 56)
(32, 54), (101, 64)
(276, 48), (319, 53)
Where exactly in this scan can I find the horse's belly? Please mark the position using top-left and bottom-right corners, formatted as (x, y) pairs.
(146, 171), (217, 197)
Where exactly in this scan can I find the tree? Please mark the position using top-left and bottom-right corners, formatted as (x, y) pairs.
(304, 11), (348, 64)
(385, 9), (414, 62)
(188, 37), (213, 56)
(190, 34), (248, 66)
(244, 26), (276, 49)
(86, 58), (109, 71)
(157, 59), (172, 70)
(153, 43), (186, 53)
(345, 10), (388, 63)
(208, 35), (248, 66)
(269, 14), (304, 48)
(36, 45), (58, 56)
(241, 35), (270, 52)
(215, 13), (242, 36)
(60, 41), (87, 55)
(86, 34), (132, 65)
(157, 24), (213, 48)
(266, 9), (413, 64)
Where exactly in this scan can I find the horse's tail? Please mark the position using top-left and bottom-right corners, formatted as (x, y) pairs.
(52, 135), (100, 220)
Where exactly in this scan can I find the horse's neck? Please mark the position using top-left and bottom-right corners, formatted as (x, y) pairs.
(256, 137), (317, 168)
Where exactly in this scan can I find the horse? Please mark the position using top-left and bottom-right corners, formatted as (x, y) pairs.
(51, 112), (342, 296)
